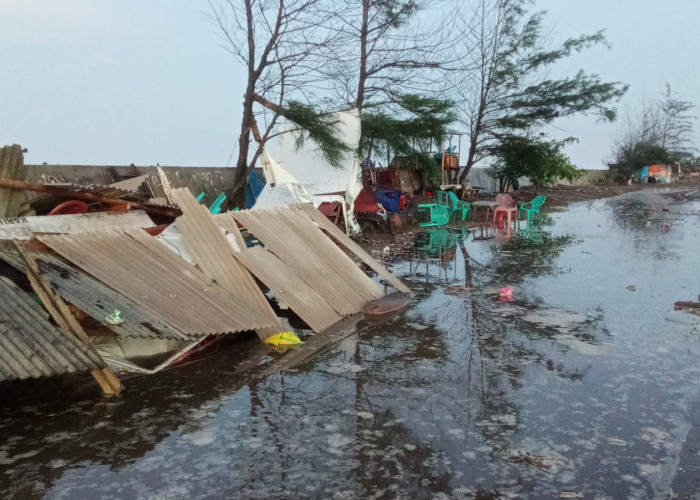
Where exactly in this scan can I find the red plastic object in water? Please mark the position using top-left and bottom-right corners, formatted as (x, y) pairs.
(499, 287), (514, 301)
(48, 200), (89, 216)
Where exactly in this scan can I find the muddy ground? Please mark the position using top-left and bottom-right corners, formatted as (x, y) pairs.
(510, 180), (700, 207)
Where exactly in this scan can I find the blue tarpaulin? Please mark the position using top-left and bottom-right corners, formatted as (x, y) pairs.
(246, 170), (265, 209)
(637, 166), (649, 181)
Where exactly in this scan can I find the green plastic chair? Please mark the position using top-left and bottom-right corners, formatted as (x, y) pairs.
(417, 203), (450, 227)
(445, 191), (471, 221)
(519, 195), (546, 222)
(209, 193), (227, 215)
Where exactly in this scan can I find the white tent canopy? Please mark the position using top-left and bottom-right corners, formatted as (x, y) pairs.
(252, 109), (362, 233)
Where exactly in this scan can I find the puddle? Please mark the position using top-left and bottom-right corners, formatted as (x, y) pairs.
(1, 189), (699, 499)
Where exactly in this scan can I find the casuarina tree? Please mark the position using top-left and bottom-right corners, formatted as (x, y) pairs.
(209, 0), (350, 208)
(449, 0), (627, 182)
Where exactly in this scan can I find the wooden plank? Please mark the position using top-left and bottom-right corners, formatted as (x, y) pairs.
(236, 246), (343, 332)
(296, 203), (411, 293)
(234, 209), (365, 315)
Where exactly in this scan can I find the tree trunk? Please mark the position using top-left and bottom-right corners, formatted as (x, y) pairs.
(459, 138), (478, 184)
(355, 0), (370, 111)
(229, 0), (258, 210)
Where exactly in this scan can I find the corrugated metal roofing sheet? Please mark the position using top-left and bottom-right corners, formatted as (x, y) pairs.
(0, 210), (154, 240)
(109, 175), (149, 193)
(0, 277), (104, 382)
(169, 188), (279, 324)
(25, 246), (193, 341)
(235, 246), (343, 332)
(296, 203), (411, 293)
(41, 229), (279, 336)
(232, 205), (384, 318)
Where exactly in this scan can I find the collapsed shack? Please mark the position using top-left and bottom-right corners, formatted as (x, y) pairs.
(0, 175), (410, 395)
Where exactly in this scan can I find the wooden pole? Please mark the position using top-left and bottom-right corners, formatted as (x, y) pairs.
(441, 140), (446, 185)
(15, 241), (123, 395)
(0, 178), (181, 219)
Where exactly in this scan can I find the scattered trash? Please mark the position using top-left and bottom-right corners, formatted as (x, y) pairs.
(559, 492), (583, 499)
(105, 309), (124, 325)
(264, 332), (303, 346)
(674, 301), (700, 316)
(626, 285), (636, 291)
(499, 287), (514, 302)
(445, 286), (473, 296)
(501, 451), (553, 472)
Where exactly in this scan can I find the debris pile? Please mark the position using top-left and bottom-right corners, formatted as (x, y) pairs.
(0, 145), (409, 395)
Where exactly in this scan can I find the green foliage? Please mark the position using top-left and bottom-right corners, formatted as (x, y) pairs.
(488, 135), (583, 192)
(373, 0), (420, 29)
(609, 84), (696, 182)
(608, 141), (670, 183)
(360, 94), (456, 172)
(283, 100), (352, 168)
(457, 0), (627, 181)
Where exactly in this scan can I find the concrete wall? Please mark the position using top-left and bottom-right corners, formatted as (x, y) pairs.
(25, 164), (240, 206)
(23, 164), (612, 205)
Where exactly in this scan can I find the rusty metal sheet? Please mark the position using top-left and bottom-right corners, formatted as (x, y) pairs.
(235, 246), (343, 332)
(41, 230), (279, 336)
(22, 246), (192, 341)
(0, 277), (104, 382)
(296, 203), (411, 293)
(0, 210), (154, 240)
(169, 188), (279, 323)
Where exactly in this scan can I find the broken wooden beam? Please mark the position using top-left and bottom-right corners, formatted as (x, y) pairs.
(0, 178), (181, 219)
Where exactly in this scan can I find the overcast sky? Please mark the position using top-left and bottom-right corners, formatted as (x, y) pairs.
(1, 0), (698, 169)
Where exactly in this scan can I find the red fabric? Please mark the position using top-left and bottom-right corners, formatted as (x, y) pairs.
(375, 170), (400, 190)
(354, 186), (380, 213)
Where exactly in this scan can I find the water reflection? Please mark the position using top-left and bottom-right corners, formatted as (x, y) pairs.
(1, 190), (700, 498)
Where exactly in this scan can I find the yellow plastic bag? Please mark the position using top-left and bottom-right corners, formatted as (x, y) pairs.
(264, 331), (303, 346)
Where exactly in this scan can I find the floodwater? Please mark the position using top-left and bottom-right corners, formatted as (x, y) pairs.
(1, 188), (700, 499)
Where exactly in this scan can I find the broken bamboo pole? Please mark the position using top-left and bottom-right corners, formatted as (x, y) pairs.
(0, 178), (181, 219)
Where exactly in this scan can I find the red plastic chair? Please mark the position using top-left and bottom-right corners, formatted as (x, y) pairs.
(48, 200), (89, 216)
(493, 194), (517, 230)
